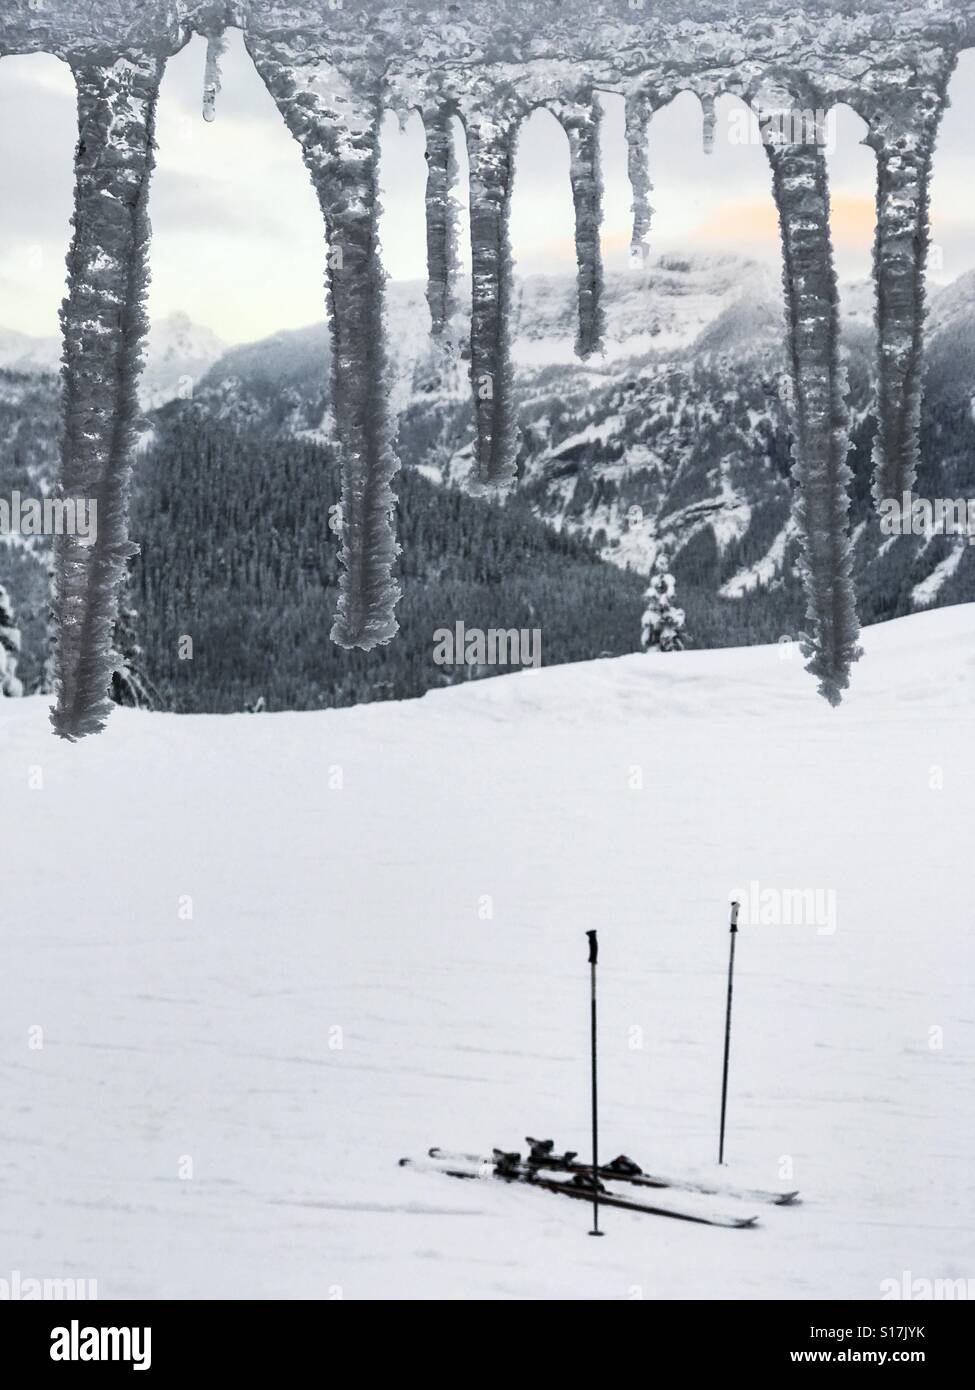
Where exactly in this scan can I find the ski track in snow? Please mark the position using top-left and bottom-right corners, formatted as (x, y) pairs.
(1, 607), (974, 1298)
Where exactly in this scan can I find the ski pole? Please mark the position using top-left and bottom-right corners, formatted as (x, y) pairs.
(586, 929), (604, 1236)
(718, 901), (740, 1165)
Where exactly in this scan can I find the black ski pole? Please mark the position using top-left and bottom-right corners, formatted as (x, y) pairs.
(586, 929), (604, 1236)
(718, 900), (740, 1165)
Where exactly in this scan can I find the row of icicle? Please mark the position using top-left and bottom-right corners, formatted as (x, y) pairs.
(48, 43), (954, 736)
(414, 82), (949, 705)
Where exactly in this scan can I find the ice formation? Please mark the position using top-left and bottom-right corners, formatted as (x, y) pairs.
(246, 39), (401, 651)
(421, 108), (459, 340)
(700, 92), (716, 155)
(625, 92), (654, 266)
(0, 1), (969, 736)
(202, 30), (225, 122)
(553, 95), (606, 360)
(464, 106), (520, 491)
(862, 59), (956, 504)
(761, 98), (861, 705)
(52, 54), (164, 740)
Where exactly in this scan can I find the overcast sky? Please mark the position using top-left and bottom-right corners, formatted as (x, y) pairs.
(1, 29), (974, 346)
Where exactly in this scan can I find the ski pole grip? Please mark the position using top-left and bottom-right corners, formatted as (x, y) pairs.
(729, 901), (740, 932)
(586, 929), (598, 965)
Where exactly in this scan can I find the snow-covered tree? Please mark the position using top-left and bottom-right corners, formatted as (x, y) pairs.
(110, 597), (158, 710)
(0, 583), (24, 697)
(641, 553), (685, 653)
(32, 555), (57, 697)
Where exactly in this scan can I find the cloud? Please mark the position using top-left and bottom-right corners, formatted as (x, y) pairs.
(693, 193), (876, 249)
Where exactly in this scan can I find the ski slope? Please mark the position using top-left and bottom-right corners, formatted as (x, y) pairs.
(1, 607), (974, 1300)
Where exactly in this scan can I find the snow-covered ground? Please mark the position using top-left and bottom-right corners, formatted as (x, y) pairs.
(1, 607), (974, 1300)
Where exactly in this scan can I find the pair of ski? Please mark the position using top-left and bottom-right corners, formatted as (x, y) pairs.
(402, 1139), (798, 1229)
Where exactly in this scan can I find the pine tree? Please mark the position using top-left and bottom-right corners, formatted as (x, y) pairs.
(0, 583), (24, 697)
(31, 556), (56, 696)
(641, 552), (686, 653)
(110, 591), (159, 710)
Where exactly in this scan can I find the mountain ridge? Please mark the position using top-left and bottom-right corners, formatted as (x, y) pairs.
(2, 252), (974, 701)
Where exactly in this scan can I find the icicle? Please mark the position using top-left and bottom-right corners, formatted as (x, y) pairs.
(863, 74), (953, 507)
(762, 105), (861, 705)
(625, 92), (653, 269)
(464, 110), (519, 490)
(701, 92), (717, 155)
(422, 107), (459, 338)
(556, 96), (605, 361)
(202, 31), (225, 124)
(247, 44), (400, 649)
(51, 54), (165, 741)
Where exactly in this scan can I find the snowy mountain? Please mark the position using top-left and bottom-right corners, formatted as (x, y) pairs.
(186, 253), (975, 643)
(190, 255), (808, 590)
(3, 254), (975, 701)
(505, 255), (783, 365)
(923, 268), (975, 410)
(197, 254), (783, 424)
(0, 313), (224, 408)
(139, 311), (226, 409)
(0, 326), (60, 376)
(2, 604), (973, 1298)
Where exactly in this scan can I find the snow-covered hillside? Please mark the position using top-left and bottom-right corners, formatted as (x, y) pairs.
(5, 256), (975, 657)
(182, 257), (975, 622)
(1, 607), (973, 1299)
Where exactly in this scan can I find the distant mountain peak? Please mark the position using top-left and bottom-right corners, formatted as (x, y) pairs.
(0, 326), (60, 376)
(140, 312), (226, 408)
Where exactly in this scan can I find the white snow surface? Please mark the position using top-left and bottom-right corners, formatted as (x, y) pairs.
(1, 606), (974, 1300)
